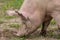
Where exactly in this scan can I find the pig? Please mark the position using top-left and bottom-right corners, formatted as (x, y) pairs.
(10, 0), (60, 37)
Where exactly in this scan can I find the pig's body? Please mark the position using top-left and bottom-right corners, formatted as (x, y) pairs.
(12, 0), (60, 37)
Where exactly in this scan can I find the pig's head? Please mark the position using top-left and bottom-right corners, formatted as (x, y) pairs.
(8, 0), (40, 37)
(11, 10), (33, 37)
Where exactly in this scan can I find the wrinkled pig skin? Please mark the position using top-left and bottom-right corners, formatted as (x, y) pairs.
(11, 0), (60, 37)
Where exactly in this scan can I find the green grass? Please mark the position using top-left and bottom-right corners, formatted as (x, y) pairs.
(0, 0), (26, 40)
(50, 19), (56, 25)
(0, 0), (24, 23)
(4, 16), (16, 20)
(8, 23), (20, 29)
(0, 0), (24, 17)
(0, 18), (5, 24)
(2, 0), (24, 11)
(10, 37), (26, 40)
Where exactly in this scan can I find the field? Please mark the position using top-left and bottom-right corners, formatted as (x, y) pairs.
(0, 0), (60, 40)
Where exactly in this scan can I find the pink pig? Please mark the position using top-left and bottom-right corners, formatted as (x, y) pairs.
(8, 0), (60, 37)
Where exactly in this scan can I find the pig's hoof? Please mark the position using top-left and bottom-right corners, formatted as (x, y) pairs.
(40, 31), (47, 37)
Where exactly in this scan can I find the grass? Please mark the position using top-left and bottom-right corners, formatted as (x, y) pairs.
(10, 37), (26, 40)
(8, 23), (20, 29)
(0, 18), (5, 24)
(0, 0), (24, 17)
(51, 19), (56, 25)
(0, 0), (26, 40)
(4, 16), (16, 20)
(0, 0), (24, 24)
(2, 0), (24, 11)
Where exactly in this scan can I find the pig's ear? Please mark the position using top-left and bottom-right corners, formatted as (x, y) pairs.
(15, 10), (27, 21)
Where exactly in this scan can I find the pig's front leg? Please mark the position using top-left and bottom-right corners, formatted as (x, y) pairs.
(40, 15), (52, 36)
